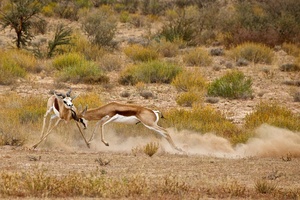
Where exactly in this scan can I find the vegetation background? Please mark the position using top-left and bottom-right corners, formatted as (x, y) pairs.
(0, 0), (299, 199)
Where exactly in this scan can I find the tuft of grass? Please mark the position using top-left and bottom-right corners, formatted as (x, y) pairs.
(255, 179), (277, 194)
(143, 142), (159, 157)
(222, 181), (246, 197)
(119, 60), (182, 85)
(207, 70), (253, 99)
(124, 44), (159, 62)
(244, 102), (300, 131)
(228, 42), (274, 64)
(164, 105), (239, 138)
(183, 48), (212, 66)
(53, 53), (109, 84)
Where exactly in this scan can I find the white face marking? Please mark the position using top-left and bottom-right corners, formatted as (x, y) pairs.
(63, 97), (73, 108)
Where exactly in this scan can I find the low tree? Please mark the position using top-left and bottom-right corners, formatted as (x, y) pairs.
(0, 0), (43, 49)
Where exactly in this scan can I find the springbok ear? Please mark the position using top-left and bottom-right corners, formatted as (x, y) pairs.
(54, 91), (65, 98)
(66, 88), (72, 97)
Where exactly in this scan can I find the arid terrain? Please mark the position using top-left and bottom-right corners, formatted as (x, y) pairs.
(0, 12), (300, 199)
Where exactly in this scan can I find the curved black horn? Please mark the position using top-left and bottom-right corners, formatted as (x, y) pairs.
(66, 88), (72, 97)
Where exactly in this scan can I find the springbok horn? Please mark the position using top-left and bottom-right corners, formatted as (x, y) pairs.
(71, 94), (79, 100)
(66, 88), (72, 97)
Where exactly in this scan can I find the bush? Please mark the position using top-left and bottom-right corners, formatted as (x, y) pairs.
(0, 50), (27, 85)
(67, 33), (106, 61)
(164, 105), (239, 137)
(244, 102), (300, 131)
(53, 53), (109, 84)
(75, 92), (104, 109)
(160, 7), (198, 44)
(183, 48), (212, 66)
(0, 94), (45, 146)
(172, 70), (207, 92)
(282, 43), (300, 57)
(175, 91), (203, 107)
(151, 39), (179, 58)
(99, 54), (122, 71)
(119, 60), (182, 85)
(207, 70), (253, 99)
(220, 0), (300, 46)
(227, 42), (274, 64)
(124, 44), (159, 62)
(81, 7), (117, 47)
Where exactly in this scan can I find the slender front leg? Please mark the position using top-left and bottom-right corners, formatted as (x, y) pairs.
(75, 122), (90, 148)
(32, 118), (62, 149)
(88, 115), (110, 143)
(40, 107), (53, 139)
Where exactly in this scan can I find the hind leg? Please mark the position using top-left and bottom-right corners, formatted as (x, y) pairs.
(144, 124), (182, 152)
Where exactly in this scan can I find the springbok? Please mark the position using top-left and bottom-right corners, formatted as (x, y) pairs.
(32, 89), (89, 149)
(73, 102), (182, 152)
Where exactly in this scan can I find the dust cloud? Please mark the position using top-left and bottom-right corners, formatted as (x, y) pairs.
(89, 124), (300, 158)
(30, 124), (300, 158)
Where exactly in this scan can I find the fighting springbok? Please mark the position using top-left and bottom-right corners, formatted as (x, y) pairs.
(73, 102), (182, 152)
(32, 89), (89, 149)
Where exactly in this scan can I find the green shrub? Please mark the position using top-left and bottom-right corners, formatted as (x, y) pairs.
(160, 7), (198, 44)
(119, 60), (182, 85)
(244, 102), (300, 131)
(227, 42), (274, 64)
(52, 53), (83, 70)
(0, 50), (27, 85)
(207, 70), (253, 99)
(81, 7), (117, 47)
(124, 44), (159, 62)
(164, 105), (239, 137)
(53, 53), (109, 84)
(220, 0), (300, 46)
(172, 70), (207, 92)
(183, 48), (212, 66)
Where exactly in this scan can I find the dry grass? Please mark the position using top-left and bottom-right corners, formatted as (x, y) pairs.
(0, 149), (299, 199)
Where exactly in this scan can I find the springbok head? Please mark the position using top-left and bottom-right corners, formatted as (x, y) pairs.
(54, 88), (78, 109)
(71, 106), (88, 129)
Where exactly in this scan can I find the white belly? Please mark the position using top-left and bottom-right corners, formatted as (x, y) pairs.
(111, 114), (140, 124)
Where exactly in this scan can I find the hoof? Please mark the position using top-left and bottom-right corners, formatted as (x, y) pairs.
(31, 145), (37, 150)
(105, 143), (109, 146)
